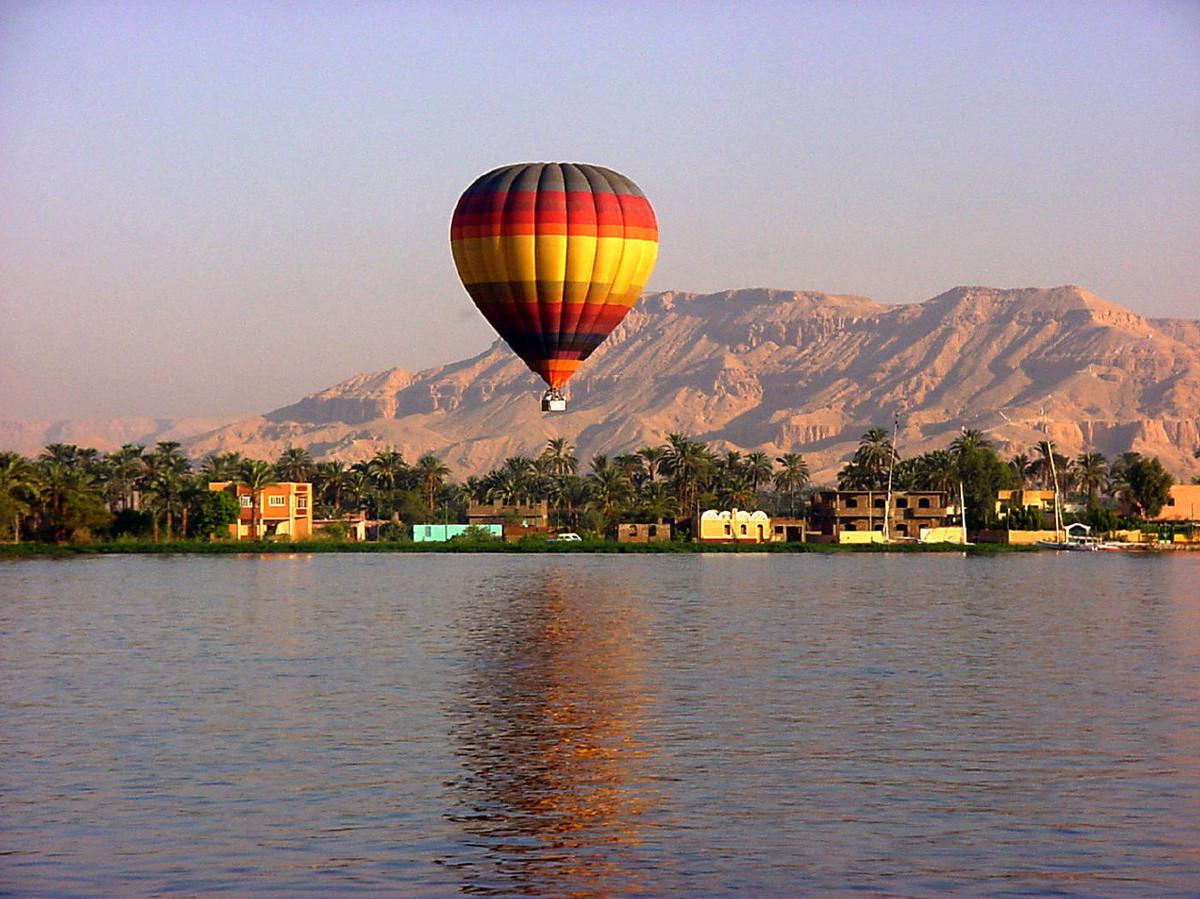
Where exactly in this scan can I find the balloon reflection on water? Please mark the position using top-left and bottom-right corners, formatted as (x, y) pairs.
(442, 567), (658, 895)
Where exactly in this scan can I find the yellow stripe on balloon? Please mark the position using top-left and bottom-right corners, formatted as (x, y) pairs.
(451, 237), (657, 290)
(502, 234), (538, 303)
(535, 234), (568, 291)
(563, 231), (597, 300)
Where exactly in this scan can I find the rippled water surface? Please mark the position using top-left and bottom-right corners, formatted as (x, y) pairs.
(3, 553), (1199, 895)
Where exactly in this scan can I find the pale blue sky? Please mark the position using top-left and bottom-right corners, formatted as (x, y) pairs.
(2, 1), (1197, 419)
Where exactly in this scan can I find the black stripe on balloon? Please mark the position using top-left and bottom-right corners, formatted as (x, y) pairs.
(502, 331), (610, 358)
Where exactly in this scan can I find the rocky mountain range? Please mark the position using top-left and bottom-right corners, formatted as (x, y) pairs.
(5, 286), (1199, 482)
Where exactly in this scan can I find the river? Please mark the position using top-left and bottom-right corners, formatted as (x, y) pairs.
(2, 553), (1198, 895)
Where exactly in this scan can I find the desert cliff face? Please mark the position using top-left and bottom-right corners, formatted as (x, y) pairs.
(6, 286), (1199, 482)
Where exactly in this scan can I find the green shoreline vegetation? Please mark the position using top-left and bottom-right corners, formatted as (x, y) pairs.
(0, 537), (1041, 560)
(0, 429), (1186, 552)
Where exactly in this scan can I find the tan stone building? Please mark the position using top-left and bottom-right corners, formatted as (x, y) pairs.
(617, 522), (672, 543)
(467, 501), (549, 529)
(809, 490), (951, 540)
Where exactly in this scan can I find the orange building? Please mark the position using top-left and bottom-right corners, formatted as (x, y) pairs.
(208, 481), (313, 540)
(1150, 484), (1200, 522)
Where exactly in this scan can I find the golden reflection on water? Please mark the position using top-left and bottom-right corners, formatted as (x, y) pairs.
(443, 566), (656, 895)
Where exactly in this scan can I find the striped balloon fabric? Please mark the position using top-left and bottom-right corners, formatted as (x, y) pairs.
(450, 162), (658, 390)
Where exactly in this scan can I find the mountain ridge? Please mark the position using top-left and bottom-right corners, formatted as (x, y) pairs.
(4, 286), (1198, 481)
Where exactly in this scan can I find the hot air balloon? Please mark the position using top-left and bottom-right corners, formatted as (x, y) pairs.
(450, 162), (658, 412)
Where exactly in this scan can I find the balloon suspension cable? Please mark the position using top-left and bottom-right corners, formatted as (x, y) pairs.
(541, 387), (567, 413)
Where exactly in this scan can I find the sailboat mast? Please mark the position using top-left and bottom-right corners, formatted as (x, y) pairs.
(959, 478), (968, 545)
(1040, 401), (1065, 542)
(1046, 441), (1064, 541)
(883, 410), (899, 542)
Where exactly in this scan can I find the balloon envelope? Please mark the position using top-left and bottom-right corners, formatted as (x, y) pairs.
(450, 162), (658, 389)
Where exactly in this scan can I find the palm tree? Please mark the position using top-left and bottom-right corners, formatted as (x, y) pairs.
(142, 442), (191, 541)
(483, 468), (523, 505)
(848, 427), (897, 489)
(315, 461), (348, 515)
(587, 466), (633, 531)
(367, 449), (408, 520)
(497, 456), (536, 503)
(725, 477), (758, 511)
(1075, 451), (1108, 502)
(745, 451), (774, 495)
(103, 444), (146, 512)
(541, 437), (577, 476)
(343, 470), (374, 516)
(557, 475), (590, 531)
(144, 467), (188, 541)
(1029, 441), (1070, 492)
(912, 450), (958, 495)
(0, 452), (39, 543)
(1108, 451), (1143, 499)
(274, 446), (316, 484)
(367, 449), (407, 490)
(40, 443), (83, 467)
(1008, 453), (1032, 489)
(950, 428), (992, 458)
(462, 476), (487, 504)
(416, 453), (451, 513)
(773, 452), (810, 516)
(199, 451), (243, 482)
(637, 481), (678, 524)
(236, 459), (277, 540)
(661, 434), (715, 529)
(637, 446), (667, 482)
(34, 459), (103, 543)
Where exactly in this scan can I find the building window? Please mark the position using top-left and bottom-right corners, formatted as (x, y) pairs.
(629, 525), (638, 536)
(239, 496), (252, 507)
(846, 497), (858, 508)
(268, 495), (286, 507)
(740, 524), (747, 535)
(918, 498), (931, 509)
(724, 524), (731, 535)
(648, 525), (657, 537)
(874, 498), (885, 509)
(296, 496), (308, 510)
(1167, 498), (1175, 506)
(896, 498), (908, 508)
(424, 526), (432, 537)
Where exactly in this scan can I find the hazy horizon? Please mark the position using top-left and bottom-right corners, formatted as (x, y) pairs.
(2, 1), (1197, 420)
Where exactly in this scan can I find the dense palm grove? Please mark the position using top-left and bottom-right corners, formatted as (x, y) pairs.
(0, 431), (1187, 543)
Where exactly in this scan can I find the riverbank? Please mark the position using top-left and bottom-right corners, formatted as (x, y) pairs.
(0, 539), (1046, 559)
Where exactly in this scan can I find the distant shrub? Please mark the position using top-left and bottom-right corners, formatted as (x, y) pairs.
(452, 525), (501, 543)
